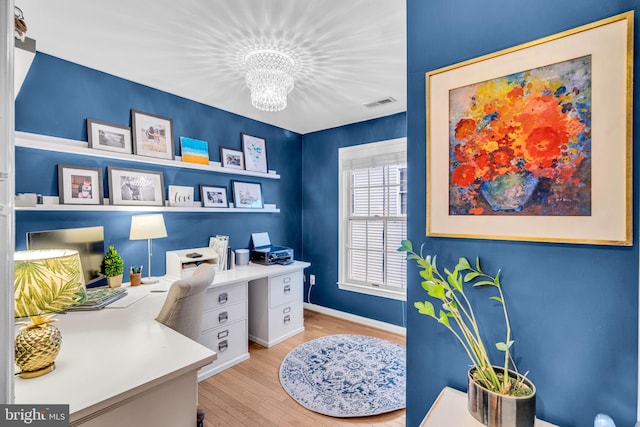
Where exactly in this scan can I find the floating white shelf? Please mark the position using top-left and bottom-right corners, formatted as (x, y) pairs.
(14, 131), (280, 180)
(16, 204), (280, 213)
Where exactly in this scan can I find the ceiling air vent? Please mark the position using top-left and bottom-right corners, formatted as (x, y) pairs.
(363, 97), (397, 109)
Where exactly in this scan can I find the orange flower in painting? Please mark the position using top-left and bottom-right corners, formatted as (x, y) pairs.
(524, 127), (563, 162)
(455, 119), (476, 140)
(492, 148), (513, 167)
(452, 165), (476, 187)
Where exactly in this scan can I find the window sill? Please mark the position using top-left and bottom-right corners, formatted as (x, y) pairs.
(337, 282), (406, 301)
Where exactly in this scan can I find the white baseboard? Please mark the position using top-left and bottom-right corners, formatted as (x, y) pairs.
(303, 303), (406, 336)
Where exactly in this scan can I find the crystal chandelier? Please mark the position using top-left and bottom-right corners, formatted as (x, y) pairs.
(244, 47), (296, 112)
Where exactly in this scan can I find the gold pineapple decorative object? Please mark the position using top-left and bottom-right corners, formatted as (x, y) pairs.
(15, 314), (62, 378)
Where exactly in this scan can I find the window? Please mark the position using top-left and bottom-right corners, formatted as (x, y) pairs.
(338, 138), (407, 301)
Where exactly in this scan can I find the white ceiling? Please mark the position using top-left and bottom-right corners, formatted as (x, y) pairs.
(16, 0), (406, 135)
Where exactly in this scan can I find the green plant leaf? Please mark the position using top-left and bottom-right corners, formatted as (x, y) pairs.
(456, 257), (472, 271)
(398, 240), (413, 252)
(438, 310), (451, 327)
(494, 270), (502, 287)
(496, 340), (514, 351)
(464, 271), (480, 281)
(425, 282), (446, 300)
(472, 280), (496, 287)
(415, 301), (435, 317)
(490, 296), (503, 303)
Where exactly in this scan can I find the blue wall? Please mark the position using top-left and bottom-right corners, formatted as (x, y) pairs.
(14, 3), (640, 424)
(406, 1), (639, 427)
(301, 113), (407, 326)
(14, 53), (304, 275)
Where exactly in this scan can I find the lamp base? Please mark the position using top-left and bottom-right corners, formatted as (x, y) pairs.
(19, 362), (55, 379)
(142, 277), (160, 285)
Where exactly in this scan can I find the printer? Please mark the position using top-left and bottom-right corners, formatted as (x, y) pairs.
(250, 232), (294, 265)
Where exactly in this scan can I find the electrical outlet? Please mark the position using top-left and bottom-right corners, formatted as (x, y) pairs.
(310, 274), (316, 286)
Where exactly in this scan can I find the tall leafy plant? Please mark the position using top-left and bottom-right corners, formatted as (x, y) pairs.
(398, 240), (531, 396)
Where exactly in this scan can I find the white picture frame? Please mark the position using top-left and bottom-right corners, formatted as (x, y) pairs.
(87, 119), (132, 154)
(232, 180), (264, 209)
(107, 166), (165, 206)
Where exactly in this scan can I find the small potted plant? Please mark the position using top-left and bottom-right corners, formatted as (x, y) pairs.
(103, 245), (124, 288)
(398, 240), (536, 427)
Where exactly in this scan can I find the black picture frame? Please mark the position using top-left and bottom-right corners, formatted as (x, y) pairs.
(200, 185), (229, 208)
(57, 164), (104, 205)
(87, 119), (132, 154)
(241, 133), (268, 173)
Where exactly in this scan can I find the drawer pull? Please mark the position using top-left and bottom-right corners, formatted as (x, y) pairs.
(283, 314), (291, 324)
(218, 311), (228, 323)
(217, 330), (229, 339)
(283, 306), (291, 314)
(218, 292), (228, 304)
(218, 340), (228, 352)
(283, 276), (291, 284)
(283, 284), (291, 294)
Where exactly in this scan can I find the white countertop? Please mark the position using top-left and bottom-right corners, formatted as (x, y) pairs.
(13, 261), (310, 422)
(13, 281), (216, 423)
(161, 260), (312, 291)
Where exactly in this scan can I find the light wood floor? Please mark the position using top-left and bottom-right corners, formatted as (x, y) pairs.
(198, 309), (406, 427)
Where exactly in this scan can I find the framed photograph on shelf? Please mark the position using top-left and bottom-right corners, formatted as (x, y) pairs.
(241, 133), (268, 173)
(131, 109), (174, 160)
(87, 119), (132, 154)
(168, 185), (194, 207)
(232, 180), (263, 209)
(180, 137), (209, 165)
(426, 12), (633, 245)
(107, 166), (165, 206)
(57, 164), (103, 205)
(220, 147), (244, 170)
(200, 185), (228, 208)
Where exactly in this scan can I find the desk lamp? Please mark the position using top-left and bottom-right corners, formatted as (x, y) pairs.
(14, 249), (85, 378)
(129, 214), (168, 284)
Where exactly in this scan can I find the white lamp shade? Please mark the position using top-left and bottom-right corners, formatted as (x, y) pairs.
(129, 214), (168, 240)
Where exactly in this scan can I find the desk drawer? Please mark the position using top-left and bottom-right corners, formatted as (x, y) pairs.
(268, 301), (303, 338)
(202, 301), (246, 332)
(269, 271), (303, 308)
(200, 320), (247, 367)
(204, 281), (247, 311)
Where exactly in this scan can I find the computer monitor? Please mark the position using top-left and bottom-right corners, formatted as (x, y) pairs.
(26, 226), (108, 288)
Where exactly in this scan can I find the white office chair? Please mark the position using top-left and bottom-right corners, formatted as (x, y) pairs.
(155, 263), (215, 427)
(155, 263), (215, 341)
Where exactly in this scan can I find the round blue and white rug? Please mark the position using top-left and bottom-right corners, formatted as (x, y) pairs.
(279, 334), (406, 417)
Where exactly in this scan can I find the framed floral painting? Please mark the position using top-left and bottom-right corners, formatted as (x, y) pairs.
(426, 12), (633, 245)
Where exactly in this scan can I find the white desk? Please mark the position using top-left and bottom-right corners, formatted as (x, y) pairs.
(420, 387), (557, 427)
(13, 284), (216, 427)
(186, 261), (310, 379)
(13, 260), (310, 426)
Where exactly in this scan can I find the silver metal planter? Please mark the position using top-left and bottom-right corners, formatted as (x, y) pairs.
(467, 367), (536, 427)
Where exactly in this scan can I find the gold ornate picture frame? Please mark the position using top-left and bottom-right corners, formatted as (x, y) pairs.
(426, 12), (633, 245)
